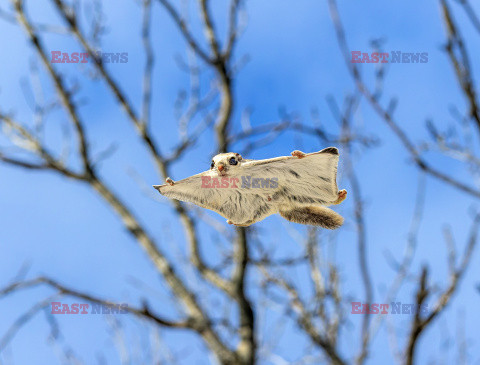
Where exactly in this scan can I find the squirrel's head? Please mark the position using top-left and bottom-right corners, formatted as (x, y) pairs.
(210, 152), (243, 176)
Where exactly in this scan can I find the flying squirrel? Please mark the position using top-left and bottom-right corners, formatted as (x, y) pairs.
(154, 148), (347, 228)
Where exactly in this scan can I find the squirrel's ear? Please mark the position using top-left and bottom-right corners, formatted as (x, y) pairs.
(236, 153), (242, 161)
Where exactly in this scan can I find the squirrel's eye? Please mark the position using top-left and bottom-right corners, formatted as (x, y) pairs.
(210, 161), (215, 169)
(229, 157), (238, 166)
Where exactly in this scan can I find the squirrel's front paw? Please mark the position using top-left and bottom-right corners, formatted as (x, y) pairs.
(291, 150), (306, 158)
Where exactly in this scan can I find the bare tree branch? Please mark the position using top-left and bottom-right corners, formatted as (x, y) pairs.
(261, 270), (347, 365)
(327, 0), (480, 199)
(0, 277), (192, 329)
(337, 95), (373, 365)
(224, 0), (243, 60)
(404, 213), (480, 365)
(156, 0), (212, 64)
(141, 0), (154, 126)
(441, 0), (480, 135)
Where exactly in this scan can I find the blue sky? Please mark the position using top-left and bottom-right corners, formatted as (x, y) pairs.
(1, 0), (480, 363)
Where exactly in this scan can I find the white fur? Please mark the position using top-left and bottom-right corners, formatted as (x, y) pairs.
(154, 148), (344, 226)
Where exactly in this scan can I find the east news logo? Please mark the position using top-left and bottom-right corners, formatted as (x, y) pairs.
(351, 302), (429, 315)
(51, 302), (128, 314)
(51, 51), (128, 64)
(351, 51), (428, 63)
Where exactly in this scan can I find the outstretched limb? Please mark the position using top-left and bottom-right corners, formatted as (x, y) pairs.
(291, 150), (306, 158)
(279, 206), (344, 229)
(333, 189), (347, 205)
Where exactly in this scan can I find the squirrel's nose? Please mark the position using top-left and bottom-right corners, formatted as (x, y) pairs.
(217, 164), (225, 171)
